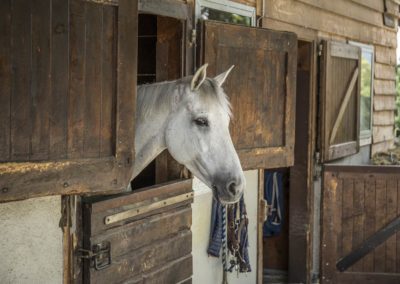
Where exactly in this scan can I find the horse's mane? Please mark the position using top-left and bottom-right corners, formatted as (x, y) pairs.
(137, 76), (232, 120)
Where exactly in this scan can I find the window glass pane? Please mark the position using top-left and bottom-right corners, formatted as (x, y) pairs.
(360, 50), (372, 132)
(201, 7), (251, 26)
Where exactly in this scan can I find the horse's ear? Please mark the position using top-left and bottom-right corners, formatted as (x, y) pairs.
(191, 63), (208, 91)
(214, 65), (235, 87)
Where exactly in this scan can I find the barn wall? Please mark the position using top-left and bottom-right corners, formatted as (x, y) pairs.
(0, 196), (63, 284)
(192, 170), (258, 284)
(231, 0), (257, 7)
(263, 0), (398, 155)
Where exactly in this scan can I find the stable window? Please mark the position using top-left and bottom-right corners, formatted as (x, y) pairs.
(196, 0), (256, 26)
(349, 42), (374, 146)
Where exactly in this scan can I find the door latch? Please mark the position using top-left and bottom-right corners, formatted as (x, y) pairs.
(78, 241), (111, 270)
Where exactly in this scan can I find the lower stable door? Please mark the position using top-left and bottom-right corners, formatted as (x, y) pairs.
(81, 179), (193, 283)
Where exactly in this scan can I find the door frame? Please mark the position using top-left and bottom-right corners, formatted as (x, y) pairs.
(63, 1), (194, 281)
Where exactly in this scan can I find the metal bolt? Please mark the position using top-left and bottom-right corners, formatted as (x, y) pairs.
(63, 182), (69, 188)
(1, 187), (9, 193)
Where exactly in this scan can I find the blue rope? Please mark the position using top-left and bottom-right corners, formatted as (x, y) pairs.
(221, 205), (228, 272)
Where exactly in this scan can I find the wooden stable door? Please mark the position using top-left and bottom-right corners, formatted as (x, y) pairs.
(319, 41), (361, 162)
(0, 0), (137, 201)
(321, 165), (400, 283)
(81, 180), (193, 283)
(200, 21), (297, 170)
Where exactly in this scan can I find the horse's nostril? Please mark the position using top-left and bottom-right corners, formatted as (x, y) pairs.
(227, 181), (238, 196)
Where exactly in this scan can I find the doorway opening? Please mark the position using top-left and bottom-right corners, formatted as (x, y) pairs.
(131, 13), (184, 190)
(262, 40), (314, 283)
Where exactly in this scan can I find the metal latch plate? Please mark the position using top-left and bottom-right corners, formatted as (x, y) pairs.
(78, 241), (111, 270)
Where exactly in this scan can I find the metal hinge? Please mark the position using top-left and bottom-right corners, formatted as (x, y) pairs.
(318, 43), (323, 57)
(78, 241), (111, 270)
(189, 29), (196, 47)
(313, 152), (322, 181)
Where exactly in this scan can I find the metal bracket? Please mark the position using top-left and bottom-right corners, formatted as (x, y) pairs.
(104, 192), (194, 225)
(318, 43), (323, 57)
(189, 29), (196, 47)
(313, 152), (322, 181)
(78, 241), (111, 270)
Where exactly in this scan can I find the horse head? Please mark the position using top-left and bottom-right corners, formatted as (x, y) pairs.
(165, 64), (245, 204)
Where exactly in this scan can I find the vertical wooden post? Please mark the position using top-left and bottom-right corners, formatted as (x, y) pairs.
(257, 169), (265, 283)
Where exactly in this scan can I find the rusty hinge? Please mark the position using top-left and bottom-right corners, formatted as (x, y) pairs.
(78, 241), (111, 270)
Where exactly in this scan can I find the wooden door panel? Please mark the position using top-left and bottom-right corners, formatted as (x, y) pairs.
(320, 41), (361, 162)
(0, 0), (137, 201)
(321, 165), (400, 283)
(201, 21), (297, 170)
(82, 179), (193, 283)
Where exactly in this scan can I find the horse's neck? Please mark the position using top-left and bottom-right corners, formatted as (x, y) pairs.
(131, 82), (176, 179)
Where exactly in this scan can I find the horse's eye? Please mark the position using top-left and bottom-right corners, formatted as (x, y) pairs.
(194, 117), (209, 127)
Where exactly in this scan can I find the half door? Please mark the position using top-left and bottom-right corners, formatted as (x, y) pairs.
(200, 20), (297, 170)
(0, 0), (137, 201)
(321, 165), (400, 283)
(81, 179), (193, 283)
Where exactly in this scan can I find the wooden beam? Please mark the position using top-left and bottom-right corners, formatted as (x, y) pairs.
(82, 0), (118, 5)
(257, 169), (265, 284)
(265, 0), (397, 47)
(336, 215), (400, 272)
(329, 67), (359, 145)
(0, 158), (122, 202)
(138, 0), (189, 20)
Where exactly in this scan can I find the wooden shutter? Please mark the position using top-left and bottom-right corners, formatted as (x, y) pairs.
(320, 41), (361, 162)
(321, 165), (400, 283)
(81, 179), (193, 283)
(0, 0), (137, 201)
(200, 21), (297, 170)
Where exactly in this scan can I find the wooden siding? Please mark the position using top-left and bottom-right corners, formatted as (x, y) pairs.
(263, 0), (398, 154)
(231, 0), (256, 7)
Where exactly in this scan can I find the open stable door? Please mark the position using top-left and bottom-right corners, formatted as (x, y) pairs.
(200, 21), (297, 170)
(81, 179), (193, 283)
(321, 165), (400, 283)
(0, 0), (137, 201)
(319, 41), (361, 162)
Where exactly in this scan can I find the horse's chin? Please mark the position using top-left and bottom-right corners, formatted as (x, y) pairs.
(187, 165), (242, 204)
(212, 187), (242, 205)
(216, 193), (242, 205)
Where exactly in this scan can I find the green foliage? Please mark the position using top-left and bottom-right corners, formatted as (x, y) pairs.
(396, 65), (400, 134)
(201, 8), (252, 26)
(360, 57), (372, 131)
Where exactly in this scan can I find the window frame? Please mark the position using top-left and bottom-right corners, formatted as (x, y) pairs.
(195, 0), (256, 27)
(348, 41), (374, 147)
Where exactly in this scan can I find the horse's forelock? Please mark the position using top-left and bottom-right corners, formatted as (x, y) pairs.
(197, 78), (232, 118)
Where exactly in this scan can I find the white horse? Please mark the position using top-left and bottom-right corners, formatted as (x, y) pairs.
(132, 63), (245, 204)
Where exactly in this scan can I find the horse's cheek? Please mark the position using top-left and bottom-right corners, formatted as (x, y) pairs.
(165, 124), (192, 163)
